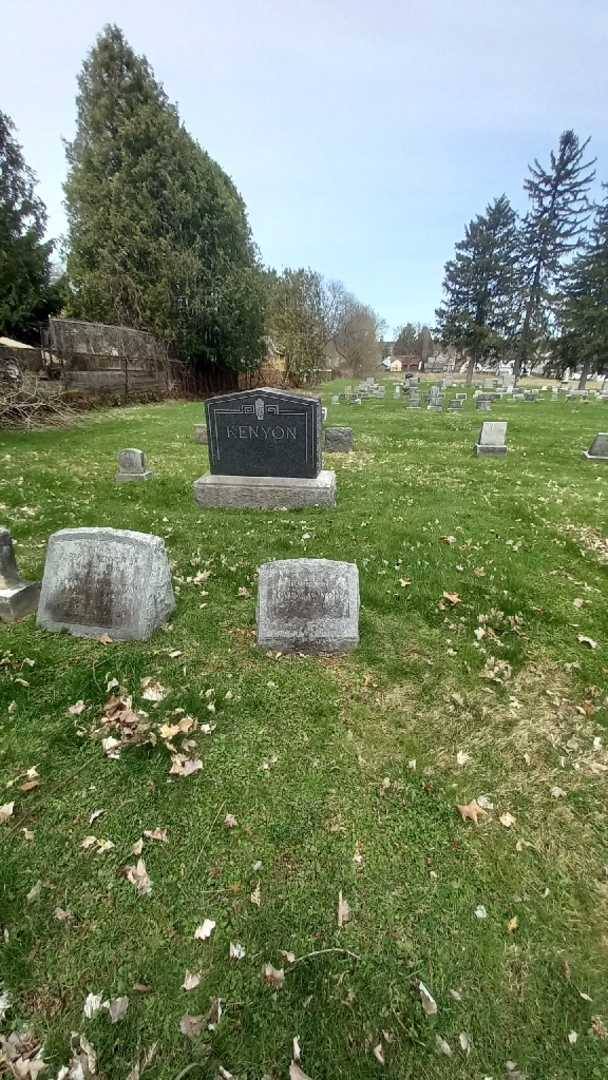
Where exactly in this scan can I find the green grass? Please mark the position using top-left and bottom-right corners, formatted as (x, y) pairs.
(1, 382), (608, 1079)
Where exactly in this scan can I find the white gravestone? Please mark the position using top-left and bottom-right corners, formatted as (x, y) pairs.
(37, 528), (175, 641)
(476, 421), (508, 457)
(256, 559), (359, 654)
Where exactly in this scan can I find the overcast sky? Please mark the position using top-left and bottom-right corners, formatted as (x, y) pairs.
(2, 0), (607, 331)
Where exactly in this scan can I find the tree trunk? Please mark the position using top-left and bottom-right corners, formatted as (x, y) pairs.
(578, 358), (590, 390)
(465, 353), (476, 385)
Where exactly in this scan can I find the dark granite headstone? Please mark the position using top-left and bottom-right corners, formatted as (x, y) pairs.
(584, 433), (608, 461)
(206, 388), (322, 479)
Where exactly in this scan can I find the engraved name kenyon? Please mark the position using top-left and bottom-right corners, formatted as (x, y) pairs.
(206, 388), (322, 479)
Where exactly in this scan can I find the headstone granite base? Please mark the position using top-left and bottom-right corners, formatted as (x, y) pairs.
(193, 470), (337, 510)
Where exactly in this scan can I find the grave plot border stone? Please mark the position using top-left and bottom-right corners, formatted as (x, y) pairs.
(256, 558), (359, 654)
(37, 527), (175, 641)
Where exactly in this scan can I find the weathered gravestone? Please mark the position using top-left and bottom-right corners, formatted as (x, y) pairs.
(448, 398), (463, 411)
(256, 558), (359, 654)
(115, 448), (153, 482)
(37, 528), (175, 641)
(0, 528), (41, 623)
(193, 423), (208, 445)
(331, 395), (340, 405)
(583, 433), (608, 461)
(193, 388), (335, 509)
(324, 426), (353, 453)
(476, 421), (508, 456)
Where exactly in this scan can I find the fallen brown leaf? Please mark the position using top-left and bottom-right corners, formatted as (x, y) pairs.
(457, 800), (487, 825)
(262, 963), (285, 990)
(123, 859), (152, 897)
(337, 891), (351, 927)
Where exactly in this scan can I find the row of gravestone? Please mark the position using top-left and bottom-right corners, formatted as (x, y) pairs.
(0, 526), (359, 653)
(3, 382), (608, 651)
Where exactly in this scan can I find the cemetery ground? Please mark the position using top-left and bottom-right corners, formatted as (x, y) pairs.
(1, 383), (608, 1080)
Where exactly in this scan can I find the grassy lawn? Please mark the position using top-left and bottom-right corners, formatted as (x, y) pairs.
(1, 381), (608, 1079)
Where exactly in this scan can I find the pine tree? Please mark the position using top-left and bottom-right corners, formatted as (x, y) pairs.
(0, 111), (59, 340)
(557, 187), (608, 386)
(416, 325), (433, 370)
(393, 322), (418, 355)
(435, 195), (521, 383)
(64, 25), (264, 389)
(515, 130), (595, 379)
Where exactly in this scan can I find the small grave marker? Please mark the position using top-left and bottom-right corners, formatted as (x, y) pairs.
(324, 426), (353, 453)
(256, 559), (359, 654)
(115, 448), (153, 483)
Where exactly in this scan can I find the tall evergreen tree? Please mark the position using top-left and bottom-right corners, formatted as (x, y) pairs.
(435, 195), (521, 383)
(64, 25), (264, 389)
(416, 325), (433, 370)
(0, 111), (59, 341)
(515, 130), (595, 379)
(557, 186), (608, 387)
(393, 322), (418, 355)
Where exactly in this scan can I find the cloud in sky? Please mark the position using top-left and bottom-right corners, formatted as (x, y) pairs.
(3, 0), (607, 329)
